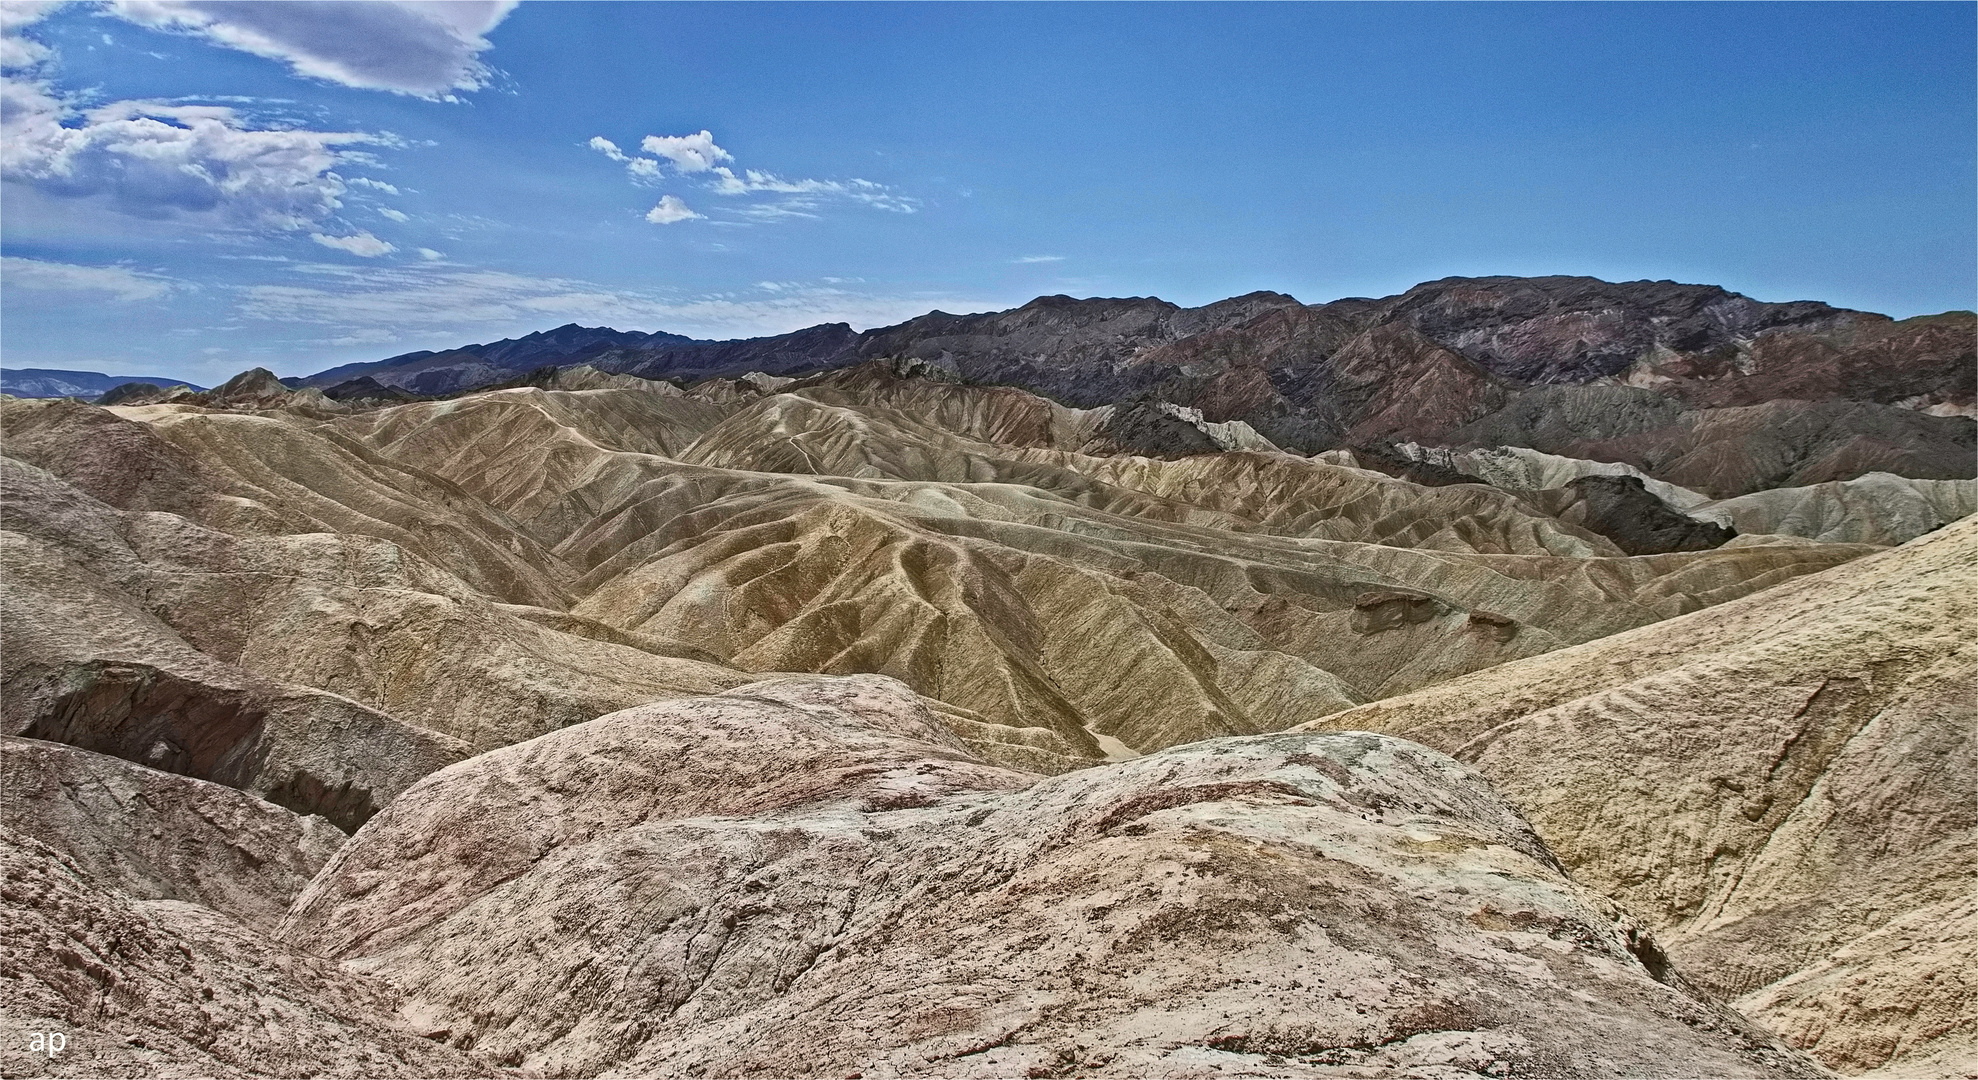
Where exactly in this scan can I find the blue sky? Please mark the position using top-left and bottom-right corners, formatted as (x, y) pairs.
(2, 1), (1972, 383)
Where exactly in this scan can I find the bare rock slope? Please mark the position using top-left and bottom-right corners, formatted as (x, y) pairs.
(0, 737), (344, 934)
(1, 352), (1958, 1078)
(0, 747), (493, 1079)
(283, 675), (1822, 1079)
(1305, 516), (1978, 1076)
(327, 369), (1871, 769)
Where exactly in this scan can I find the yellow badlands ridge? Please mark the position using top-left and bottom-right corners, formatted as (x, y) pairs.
(0, 366), (1969, 1077)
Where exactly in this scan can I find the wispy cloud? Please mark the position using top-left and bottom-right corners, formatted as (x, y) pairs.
(102, 1), (519, 100)
(589, 128), (917, 224)
(1, 255), (182, 301)
(235, 262), (1000, 342)
(311, 230), (395, 257)
(1014, 255), (1065, 264)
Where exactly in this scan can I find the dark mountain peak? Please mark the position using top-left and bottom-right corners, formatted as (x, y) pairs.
(278, 275), (1965, 440)
(95, 382), (169, 406)
(322, 376), (421, 403)
(212, 367), (288, 400)
(1023, 292), (1158, 307)
(372, 349), (441, 369)
(1213, 289), (1303, 306)
(763, 322), (856, 343)
(206, 367), (290, 405)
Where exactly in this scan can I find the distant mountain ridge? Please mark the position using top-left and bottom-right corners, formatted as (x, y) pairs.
(290, 323), (700, 391)
(13, 275), (1971, 497)
(277, 275), (1974, 495)
(292, 276), (1972, 412)
(0, 368), (207, 398)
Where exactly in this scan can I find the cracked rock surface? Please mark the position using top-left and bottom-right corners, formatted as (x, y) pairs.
(284, 674), (1821, 1078)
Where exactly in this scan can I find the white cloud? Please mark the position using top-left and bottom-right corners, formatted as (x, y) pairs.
(587, 135), (628, 162)
(345, 176), (399, 194)
(0, 2), (64, 36)
(1, 255), (180, 300)
(733, 200), (819, 221)
(640, 130), (730, 174)
(0, 22), (50, 68)
(311, 230), (394, 256)
(416, 247), (443, 260)
(376, 206), (409, 222)
(1015, 255), (1065, 264)
(235, 262), (1002, 342)
(590, 127), (917, 224)
(1, 18), (392, 232)
(104, 0), (519, 99)
(591, 135), (669, 184)
(644, 195), (700, 225)
(707, 168), (917, 214)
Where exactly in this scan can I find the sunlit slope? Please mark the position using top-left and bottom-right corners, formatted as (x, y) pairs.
(1303, 515), (1978, 1076)
(273, 675), (1826, 1080)
(319, 373), (1871, 770)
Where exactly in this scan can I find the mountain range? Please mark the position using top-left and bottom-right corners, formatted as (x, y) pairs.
(2, 273), (1972, 1078)
(22, 275), (1971, 499)
(0, 368), (208, 398)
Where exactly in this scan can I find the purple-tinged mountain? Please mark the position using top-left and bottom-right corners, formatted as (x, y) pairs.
(0, 368), (207, 399)
(281, 275), (1976, 495)
(294, 324), (699, 396)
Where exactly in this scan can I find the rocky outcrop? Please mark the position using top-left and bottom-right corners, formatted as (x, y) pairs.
(1304, 516), (1978, 1075)
(1739, 895), (1977, 1078)
(0, 827), (492, 1078)
(1, 738), (345, 933)
(1387, 441), (1717, 509)
(1388, 442), (1978, 547)
(1517, 475), (1738, 555)
(282, 675), (1823, 1079)
(1704, 472), (1977, 546)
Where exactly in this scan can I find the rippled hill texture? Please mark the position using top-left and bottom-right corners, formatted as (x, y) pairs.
(2, 305), (1973, 1078)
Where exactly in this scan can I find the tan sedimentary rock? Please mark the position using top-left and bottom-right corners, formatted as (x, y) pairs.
(0, 501), (470, 829)
(1304, 515), (1978, 1075)
(1739, 896), (1977, 1078)
(315, 374), (1869, 766)
(0, 429), (750, 760)
(1, 358), (1959, 1077)
(283, 675), (1822, 1079)
(0, 737), (345, 933)
(0, 827), (491, 1078)
(1393, 442), (1978, 546)
(4, 396), (570, 608)
(1702, 471), (1978, 545)
(0, 374), (1888, 780)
